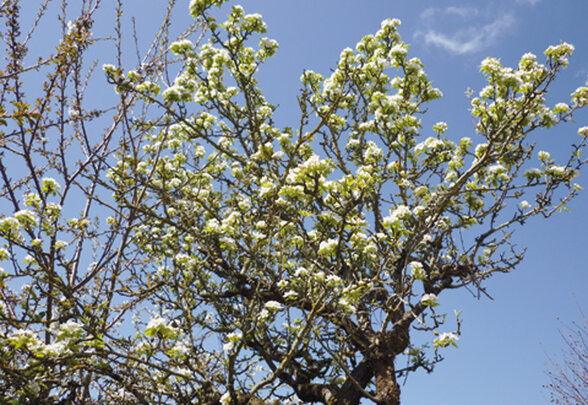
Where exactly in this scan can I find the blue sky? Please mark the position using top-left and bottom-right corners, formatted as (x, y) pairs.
(17, 0), (587, 403)
(210, 1), (587, 403)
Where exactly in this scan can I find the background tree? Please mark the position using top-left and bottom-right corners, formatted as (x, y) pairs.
(1, 0), (587, 404)
(544, 308), (588, 404)
(0, 0), (199, 402)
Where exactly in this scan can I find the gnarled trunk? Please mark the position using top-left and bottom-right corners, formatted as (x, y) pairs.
(372, 326), (409, 404)
(374, 356), (401, 405)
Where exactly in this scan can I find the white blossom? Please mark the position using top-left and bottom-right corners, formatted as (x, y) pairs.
(524, 168), (542, 181)
(14, 210), (38, 227)
(294, 267), (308, 277)
(389, 44), (407, 57)
(169, 39), (194, 54)
(146, 315), (166, 331)
(410, 262), (425, 280)
(434, 332), (459, 348)
(433, 121), (448, 133)
(383, 205), (412, 227)
(547, 165), (574, 178)
(380, 18), (401, 30)
(475, 143), (488, 157)
(257, 309), (270, 321)
(171, 340), (190, 357)
(220, 392), (231, 405)
(23, 192), (41, 208)
(45, 202), (62, 216)
(318, 238), (338, 256)
(553, 102), (569, 113)
(420, 293), (438, 306)
(520, 200), (531, 210)
(223, 341), (235, 353)
(43, 340), (69, 356)
(284, 290), (298, 300)
(57, 320), (82, 336)
(54, 240), (68, 249)
(205, 218), (221, 233)
(66, 20), (76, 35)
(538, 150), (551, 161)
(260, 37), (278, 49)
(264, 301), (282, 311)
(414, 137), (444, 152)
(41, 177), (61, 195)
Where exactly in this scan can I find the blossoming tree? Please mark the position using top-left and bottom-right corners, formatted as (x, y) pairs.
(1, 0), (587, 403)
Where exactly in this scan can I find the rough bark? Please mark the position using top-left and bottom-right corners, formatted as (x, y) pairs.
(374, 356), (401, 405)
(373, 327), (410, 404)
(333, 357), (374, 405)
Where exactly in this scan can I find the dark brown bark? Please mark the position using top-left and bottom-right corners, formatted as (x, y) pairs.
(374, 356), (401, 405)
(333, 357), (374, 405)
(372, 326), (409, 404)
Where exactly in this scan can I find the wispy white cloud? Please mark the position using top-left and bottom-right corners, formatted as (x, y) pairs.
(515, 0), (541, 6)
(445, 6), (479, 18)
(416, 9), (516, 55)
(420, 7), (438, 20)
(420, 32), (477, 55)
(420, 6), (479, 20)
(575, 68), (588, 82)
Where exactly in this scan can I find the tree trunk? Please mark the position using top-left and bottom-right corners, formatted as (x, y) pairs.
(332, 357), (374, 405)
(374, 356), (401, 405)
(373, 327), (408, 405)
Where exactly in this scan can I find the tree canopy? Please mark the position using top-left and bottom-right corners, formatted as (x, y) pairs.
(0, 0), (587, 403)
